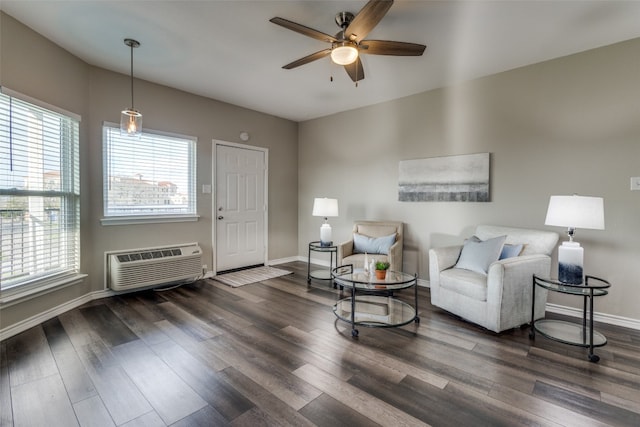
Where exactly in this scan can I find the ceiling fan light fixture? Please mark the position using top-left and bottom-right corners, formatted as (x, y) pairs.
(331, 42), (358, 65)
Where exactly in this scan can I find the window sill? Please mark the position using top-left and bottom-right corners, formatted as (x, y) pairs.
(0, 273), (88, 308)
(101, 214), (200, 226)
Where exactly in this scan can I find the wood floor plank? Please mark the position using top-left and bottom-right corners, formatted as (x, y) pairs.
(79, 304), (139, 347)
(41, 317), (97, 403)
(207, 280), (266, 304)
(155, 301), (224, 341)
(299, 393), (383, 427)
(533, 380), (640, 426)
(167, 286), (253, 329)
(2, 261), (639, 426)
(5, 326), (58, 387)
(294, 363), (429, 427)
(275, 325), (359, 382)
(77, 351), (154, 426)
(73, 395), (116, 427)
(152, 339), (253, 422)
(0, 342), (13, 427)
(169, 405), (228, 427)
(488, 383), (612, 427)
(11, 374), (78, 427)
(526, 346), (640, 404)
(153, 319), (230, 372)
(111, 340), (207, 425)
(218, 366), (316, 427)
(104, 297), (171, 347)
(310, 326), (449, 389)
(205, 334), (322, 411)
(119, 411), (165, 427)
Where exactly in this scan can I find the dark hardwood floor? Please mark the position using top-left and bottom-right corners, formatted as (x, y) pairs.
(2, 261), (639, 426)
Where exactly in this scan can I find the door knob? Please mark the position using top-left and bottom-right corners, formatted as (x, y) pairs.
(217, 216), (224, 220)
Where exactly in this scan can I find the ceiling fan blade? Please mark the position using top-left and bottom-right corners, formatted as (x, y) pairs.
(359, 40), (426, 56)
(345, 0), (394, 43)
(282, 49), (332, 69)
(344, 57), (365, 82)
(270, 17), (337, 43)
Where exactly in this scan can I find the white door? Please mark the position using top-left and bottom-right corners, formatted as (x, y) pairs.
(215, 143), (267, 272)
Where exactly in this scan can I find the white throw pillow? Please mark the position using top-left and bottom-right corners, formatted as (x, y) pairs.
(455, 235), (507, 274)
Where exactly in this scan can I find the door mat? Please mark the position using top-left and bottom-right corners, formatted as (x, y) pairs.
(213, 266), (292, 288)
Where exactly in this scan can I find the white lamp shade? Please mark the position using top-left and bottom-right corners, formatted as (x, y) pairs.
(545, 195), (605, 230)
(312, 198), (339, 217)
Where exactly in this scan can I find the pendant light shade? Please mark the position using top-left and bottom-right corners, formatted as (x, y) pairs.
(120, 38), (142, 137)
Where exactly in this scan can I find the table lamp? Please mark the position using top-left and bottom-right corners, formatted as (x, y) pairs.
(312, 198), (339, 247)
(545, 195), (604, 284)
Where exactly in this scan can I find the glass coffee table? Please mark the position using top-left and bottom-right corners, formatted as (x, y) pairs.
(331, 265), (419, 338)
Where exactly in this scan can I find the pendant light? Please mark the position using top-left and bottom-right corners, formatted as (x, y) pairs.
(120, 38), (142, 137)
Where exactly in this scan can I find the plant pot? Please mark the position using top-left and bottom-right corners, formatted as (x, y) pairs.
(375, 269), (387, 280)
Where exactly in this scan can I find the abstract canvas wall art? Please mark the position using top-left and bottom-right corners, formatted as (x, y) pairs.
(398, 153), (490, 202)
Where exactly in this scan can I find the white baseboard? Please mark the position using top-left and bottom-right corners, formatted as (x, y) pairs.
(268, 256), (301, 266)
(0, 289), (114, 342)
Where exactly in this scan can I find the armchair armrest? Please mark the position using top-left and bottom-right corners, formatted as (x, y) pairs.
(429, 246), (462, 274)
(428, 245), (462, 303)
(388, 241), (402, 271)
(486, 254), (552, 331)
(337, 240), (354, 266)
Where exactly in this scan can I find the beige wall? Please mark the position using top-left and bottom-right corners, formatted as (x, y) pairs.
(0, 13), (299, 330)
(299, 38), (640, 322)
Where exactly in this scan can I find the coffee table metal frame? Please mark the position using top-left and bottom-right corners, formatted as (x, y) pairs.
(331, 264), (419, 338)
(530, 274), (610, 363)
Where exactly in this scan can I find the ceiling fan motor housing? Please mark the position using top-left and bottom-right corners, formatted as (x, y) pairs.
(335, 11), (355, 29)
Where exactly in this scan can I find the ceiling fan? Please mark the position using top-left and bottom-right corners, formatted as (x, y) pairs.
(270, 0), (426, 83)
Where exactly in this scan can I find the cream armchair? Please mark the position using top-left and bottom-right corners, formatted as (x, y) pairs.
(337, 221), (403, 271)
(429, 225), (558, 333)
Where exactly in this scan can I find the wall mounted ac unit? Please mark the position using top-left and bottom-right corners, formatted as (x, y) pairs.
(107, 243), (202, 291)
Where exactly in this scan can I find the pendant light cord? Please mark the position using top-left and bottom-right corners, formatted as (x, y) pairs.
(124, 38), (140, 110)
(130, 42), (135, 109)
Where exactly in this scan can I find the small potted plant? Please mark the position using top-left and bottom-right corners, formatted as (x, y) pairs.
(375, 261), (390, 280)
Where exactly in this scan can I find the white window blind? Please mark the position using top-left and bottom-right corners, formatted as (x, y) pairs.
(0, 91), (80, 291)
(102, 124), (196, 218)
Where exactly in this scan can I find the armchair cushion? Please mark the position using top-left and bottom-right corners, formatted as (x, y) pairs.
(353, 232), (396, 255)
(454, 235), (506, 274)
(440, 268), (488, 301)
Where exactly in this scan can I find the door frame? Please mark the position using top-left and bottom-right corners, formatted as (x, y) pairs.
(212, 140), (269, 274)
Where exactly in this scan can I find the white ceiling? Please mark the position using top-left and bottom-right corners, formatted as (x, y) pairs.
(3, 1), (640, 122)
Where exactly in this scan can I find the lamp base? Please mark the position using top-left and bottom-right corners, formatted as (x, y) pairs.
(558, 241), (584, 284)
(320, 223), (332, 247)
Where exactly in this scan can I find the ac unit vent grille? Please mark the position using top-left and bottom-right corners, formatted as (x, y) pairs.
(108, 244), (202, 291)
(115, 247), (185, 263)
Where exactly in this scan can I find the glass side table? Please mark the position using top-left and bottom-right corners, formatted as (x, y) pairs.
(307, 241), (337, 284)
(530, 274), (610, 363)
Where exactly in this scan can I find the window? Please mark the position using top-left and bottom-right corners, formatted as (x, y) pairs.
(102, 124), (196, 222)
(0, 90), (81, 292)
